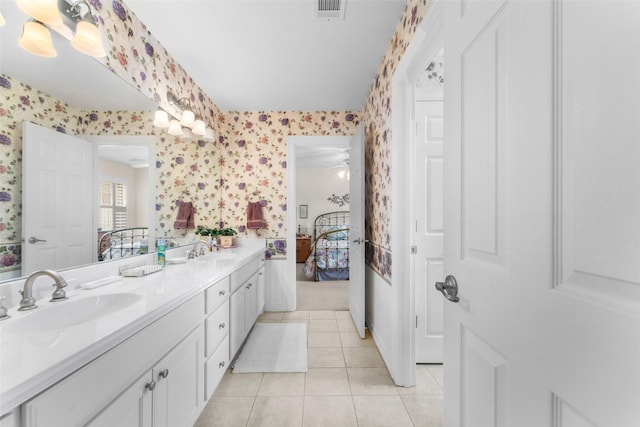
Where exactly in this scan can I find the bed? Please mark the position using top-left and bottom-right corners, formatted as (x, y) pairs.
(98, 227), (149, 261)
(303, 211), (350, 281)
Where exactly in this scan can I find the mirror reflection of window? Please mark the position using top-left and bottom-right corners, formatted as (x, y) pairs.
(100, 181), (128, 231)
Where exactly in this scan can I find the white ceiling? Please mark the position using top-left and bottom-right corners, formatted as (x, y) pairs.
(125, 0), (406, 111)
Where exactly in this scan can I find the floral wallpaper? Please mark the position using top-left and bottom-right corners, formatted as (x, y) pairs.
(1, 0), (432, 282)
(362, 0), (430, 280)
(218, 111), (360, 240)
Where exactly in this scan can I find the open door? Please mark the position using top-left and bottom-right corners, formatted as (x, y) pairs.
(22, 123), (95, 275)
(349, 124), (365, 338)
(443, 1), (640, 425)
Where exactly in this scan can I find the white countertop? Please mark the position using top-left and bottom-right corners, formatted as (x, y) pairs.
(0, 245), (264, 414)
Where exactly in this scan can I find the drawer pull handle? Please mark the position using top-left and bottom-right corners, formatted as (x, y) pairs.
(145, 380), (156, 391)
(159, 369), (169, 379)
(219, 361), (226, 368)
(219, 322), (226, 329)
(219, 290), (226, 296)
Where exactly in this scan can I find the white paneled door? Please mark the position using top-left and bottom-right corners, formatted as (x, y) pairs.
(414, 97), (444, 363)
(22, 122), (95, 276)
(349, 124), (366, 338)
(443, 1), (640, 426)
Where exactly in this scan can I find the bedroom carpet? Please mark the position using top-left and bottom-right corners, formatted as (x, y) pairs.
(296, 263), (348, 311)
(233, 323), (308, 373)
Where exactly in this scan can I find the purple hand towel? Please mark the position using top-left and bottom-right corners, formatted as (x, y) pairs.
(174, 202), (195, 229)
(247, 202), (264, 229)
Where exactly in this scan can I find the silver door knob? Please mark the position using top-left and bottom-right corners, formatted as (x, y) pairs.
(352, 238), (369, 245)
(435, 275), (460, 303)
(28, 236), (47, 244)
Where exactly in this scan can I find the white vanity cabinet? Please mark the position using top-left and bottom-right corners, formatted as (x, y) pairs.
(87, 324), (203, 427)
(21, 295), (204, 427)
(229, 255), (265, 359)
(203, 277), (230, 399)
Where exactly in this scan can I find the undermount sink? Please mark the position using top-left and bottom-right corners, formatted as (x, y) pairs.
(195, 252), (237, 263)
(2, 293), (142, 334)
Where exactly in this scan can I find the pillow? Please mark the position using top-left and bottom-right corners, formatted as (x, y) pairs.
(324, 226), (347, 241)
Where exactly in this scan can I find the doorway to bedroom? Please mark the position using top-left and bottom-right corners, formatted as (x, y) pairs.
(294, 141), (351, 311)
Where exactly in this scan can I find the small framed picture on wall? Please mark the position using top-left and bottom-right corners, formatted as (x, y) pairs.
(299, 204), (308, 219)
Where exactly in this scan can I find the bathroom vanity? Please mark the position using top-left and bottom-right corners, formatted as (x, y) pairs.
(0, 242), (266, 427)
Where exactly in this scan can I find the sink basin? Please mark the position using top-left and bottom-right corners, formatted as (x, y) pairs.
(192, 252), (237, 264)
(2, 293), (142, 334)
(203, 252), (237, 261)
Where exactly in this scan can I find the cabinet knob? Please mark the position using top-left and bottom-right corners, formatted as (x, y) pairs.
(246, 283), (252, 289)
(145, 380), (156, 391)
(159, 369), (169, 379)
(219, 361), (226, 368)
(219, 290), (226, 296)
(219, 322), (226, 329)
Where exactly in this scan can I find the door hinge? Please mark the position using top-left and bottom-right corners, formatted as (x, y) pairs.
(411, 246), (417, 254)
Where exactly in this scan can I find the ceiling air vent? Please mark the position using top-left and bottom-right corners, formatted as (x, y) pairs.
(315, 0), (346, 21)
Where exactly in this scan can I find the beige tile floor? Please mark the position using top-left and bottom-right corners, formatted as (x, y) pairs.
(194, 310), (443, 427)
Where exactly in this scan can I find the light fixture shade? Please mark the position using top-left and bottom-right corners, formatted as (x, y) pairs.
(153, 110), (170, 128)
(180, 110), (195, 128)
(71, 20), (106, 57)
(0, 11), (6, 27)
(167, 120), (183, 136)
(18, 20), (57, 58)
(192, 120), (206, 136)
(180, 128), (194, 141)
(203, 128), (215, 142)
(16, 0), (63, 26)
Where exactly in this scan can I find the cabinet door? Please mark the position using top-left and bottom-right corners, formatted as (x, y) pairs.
(86, 372), (153, 427)
(153, 325), (204, 427)
(257, 266), (265, 315)
(229, 287), (246, 359)
(244, 272), (259, 329)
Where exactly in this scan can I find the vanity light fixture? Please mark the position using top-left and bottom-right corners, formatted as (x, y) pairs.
(18, 19), (58, 57)
(203, 128), (215, 142)
(192, 120), (206, 136)
(15, 0), (106, 58)
(153, 109), (170, 128)
(154, 90), (216, 141)
(167, 120), (184, 136)
(180, 128), (196, 141)
(16, 0), (62, 26)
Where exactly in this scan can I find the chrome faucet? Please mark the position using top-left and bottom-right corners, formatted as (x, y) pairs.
(189, 239), (212, 258)
(18, 270), (68, 311)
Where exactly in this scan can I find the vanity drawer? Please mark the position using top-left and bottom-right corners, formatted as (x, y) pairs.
(205, 336), (229, 400)
(205, 301), (229, 357)
(230, 255), (263, 293)
(205, 276), (230, 314)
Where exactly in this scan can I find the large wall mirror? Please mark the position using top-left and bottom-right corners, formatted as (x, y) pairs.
(0, 1), (161, 280)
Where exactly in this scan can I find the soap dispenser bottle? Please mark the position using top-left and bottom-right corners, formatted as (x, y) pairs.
(157, 239), (166, 267)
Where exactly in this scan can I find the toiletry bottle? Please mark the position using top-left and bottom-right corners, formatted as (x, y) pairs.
(157, 239), (166, 267)
(140, 238), (148, 254)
